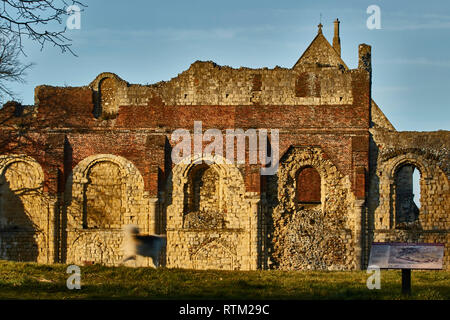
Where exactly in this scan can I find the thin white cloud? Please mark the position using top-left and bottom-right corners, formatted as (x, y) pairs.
(76, 25), (280, 43)
(379, 58), (450, 68)
(385, 21), (450, 31)
(383, 11), (450, 31)
(373, 86), (410, 93)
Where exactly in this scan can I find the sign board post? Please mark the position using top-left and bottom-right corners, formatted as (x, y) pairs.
(401, 269), (411, 295)
(368, 243), (445, 296)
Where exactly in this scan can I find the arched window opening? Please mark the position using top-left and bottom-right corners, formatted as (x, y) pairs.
(94, 77), (118, 119)
(296, 166), (321, 204)
(183, 164), (224, 228)
(412, 168), (421, 208)
(394, 164), (420, 228)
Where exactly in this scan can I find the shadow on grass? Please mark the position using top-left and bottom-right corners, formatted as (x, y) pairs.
(0, 261), (448, 300)
(0, 281), (427, 300)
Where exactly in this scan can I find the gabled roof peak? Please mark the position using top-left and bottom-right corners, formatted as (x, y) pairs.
(293, 20), (347, 70)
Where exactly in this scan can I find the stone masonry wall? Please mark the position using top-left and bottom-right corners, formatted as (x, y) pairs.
(0, 28), (447, 272)
(65, 154), (151, 266)
(165, 155), (257, 270)
(368, 130), (450, 270)
(0, 155), (52, 263)
(94, 62), (354, 109)
(267, 147), (357, 270)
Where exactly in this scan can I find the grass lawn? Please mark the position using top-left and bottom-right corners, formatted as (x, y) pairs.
(0, 260), (448, 300)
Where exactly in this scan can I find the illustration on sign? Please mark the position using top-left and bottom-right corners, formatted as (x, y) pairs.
(368, 243), (444, 270)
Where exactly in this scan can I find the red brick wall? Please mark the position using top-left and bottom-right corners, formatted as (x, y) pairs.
(0, 68), (371, 199)
(296, 167), (321, 203)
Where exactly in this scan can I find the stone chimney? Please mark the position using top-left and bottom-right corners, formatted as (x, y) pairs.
(358, 44), (372, 73)
(333, 18), (341, 57)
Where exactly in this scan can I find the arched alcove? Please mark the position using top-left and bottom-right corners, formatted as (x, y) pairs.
(83, 160), (124, 229)
(89, 73), (127, 119)
(296, 166), (321, 204)
(165, 154), (249, 270)
(65, 154), (146, 266)
(0, 155), (48, 262)
(183, 163), (224, 229)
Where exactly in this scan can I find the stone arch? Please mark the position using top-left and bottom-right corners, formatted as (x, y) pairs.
(276, 147), (344, 213)
(380, 153), (437, 230)
(166, 153), (246, 230)
(67, 154), (145, 229)
(393, 163), (421, 228)
(372, 149), (449, 270)
(192, 240), (235, 270)
(89, 72), (127, 89)
(165, 154), (252, 270)
(386, 154), (432, 182)
(0, 155), (48, 263)
(89, 73), (128, 119)
(271, 146), (355, 270)
(0, 155), (45, 183)
(65, 154), (147, 266)
(70, 231), (121, 266)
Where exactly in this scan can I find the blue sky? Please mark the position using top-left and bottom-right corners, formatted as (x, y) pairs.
(8, 0), (450, 132)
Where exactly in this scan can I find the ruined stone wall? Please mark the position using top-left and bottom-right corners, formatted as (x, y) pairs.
(0, 82), (370, 271)
(368, 130), (450, 269)
(65, 154), (151, 266)
(8, 41), (445, 272)
(34, 85), (96, 128)
(0, 155), (53, 263)
(1, 25), (447, 273)
(165, 155), (259, 270)
(92, 62), (354, 109)
(23, 63), (368, 133)
(267, 147), (358, 270)
(27, 61), (371, 202)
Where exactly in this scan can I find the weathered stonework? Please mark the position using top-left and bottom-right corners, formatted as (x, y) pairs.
(0, 155), (53, 263)
(64, 154), (152, 266)
(367, 130), (450, 269)
(164, 154), (257, 270)
(267, 147), (357, 270)
(0, 22), (448, 270)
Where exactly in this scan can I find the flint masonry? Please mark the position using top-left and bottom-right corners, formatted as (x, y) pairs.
(0, 20), (448, 270)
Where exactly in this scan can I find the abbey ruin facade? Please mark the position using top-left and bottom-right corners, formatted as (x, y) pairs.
(0, 21), (448, 270)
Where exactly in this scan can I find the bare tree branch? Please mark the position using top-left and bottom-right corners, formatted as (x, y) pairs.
(0, 35), (33, 101)
(0, 0), (87, 55)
